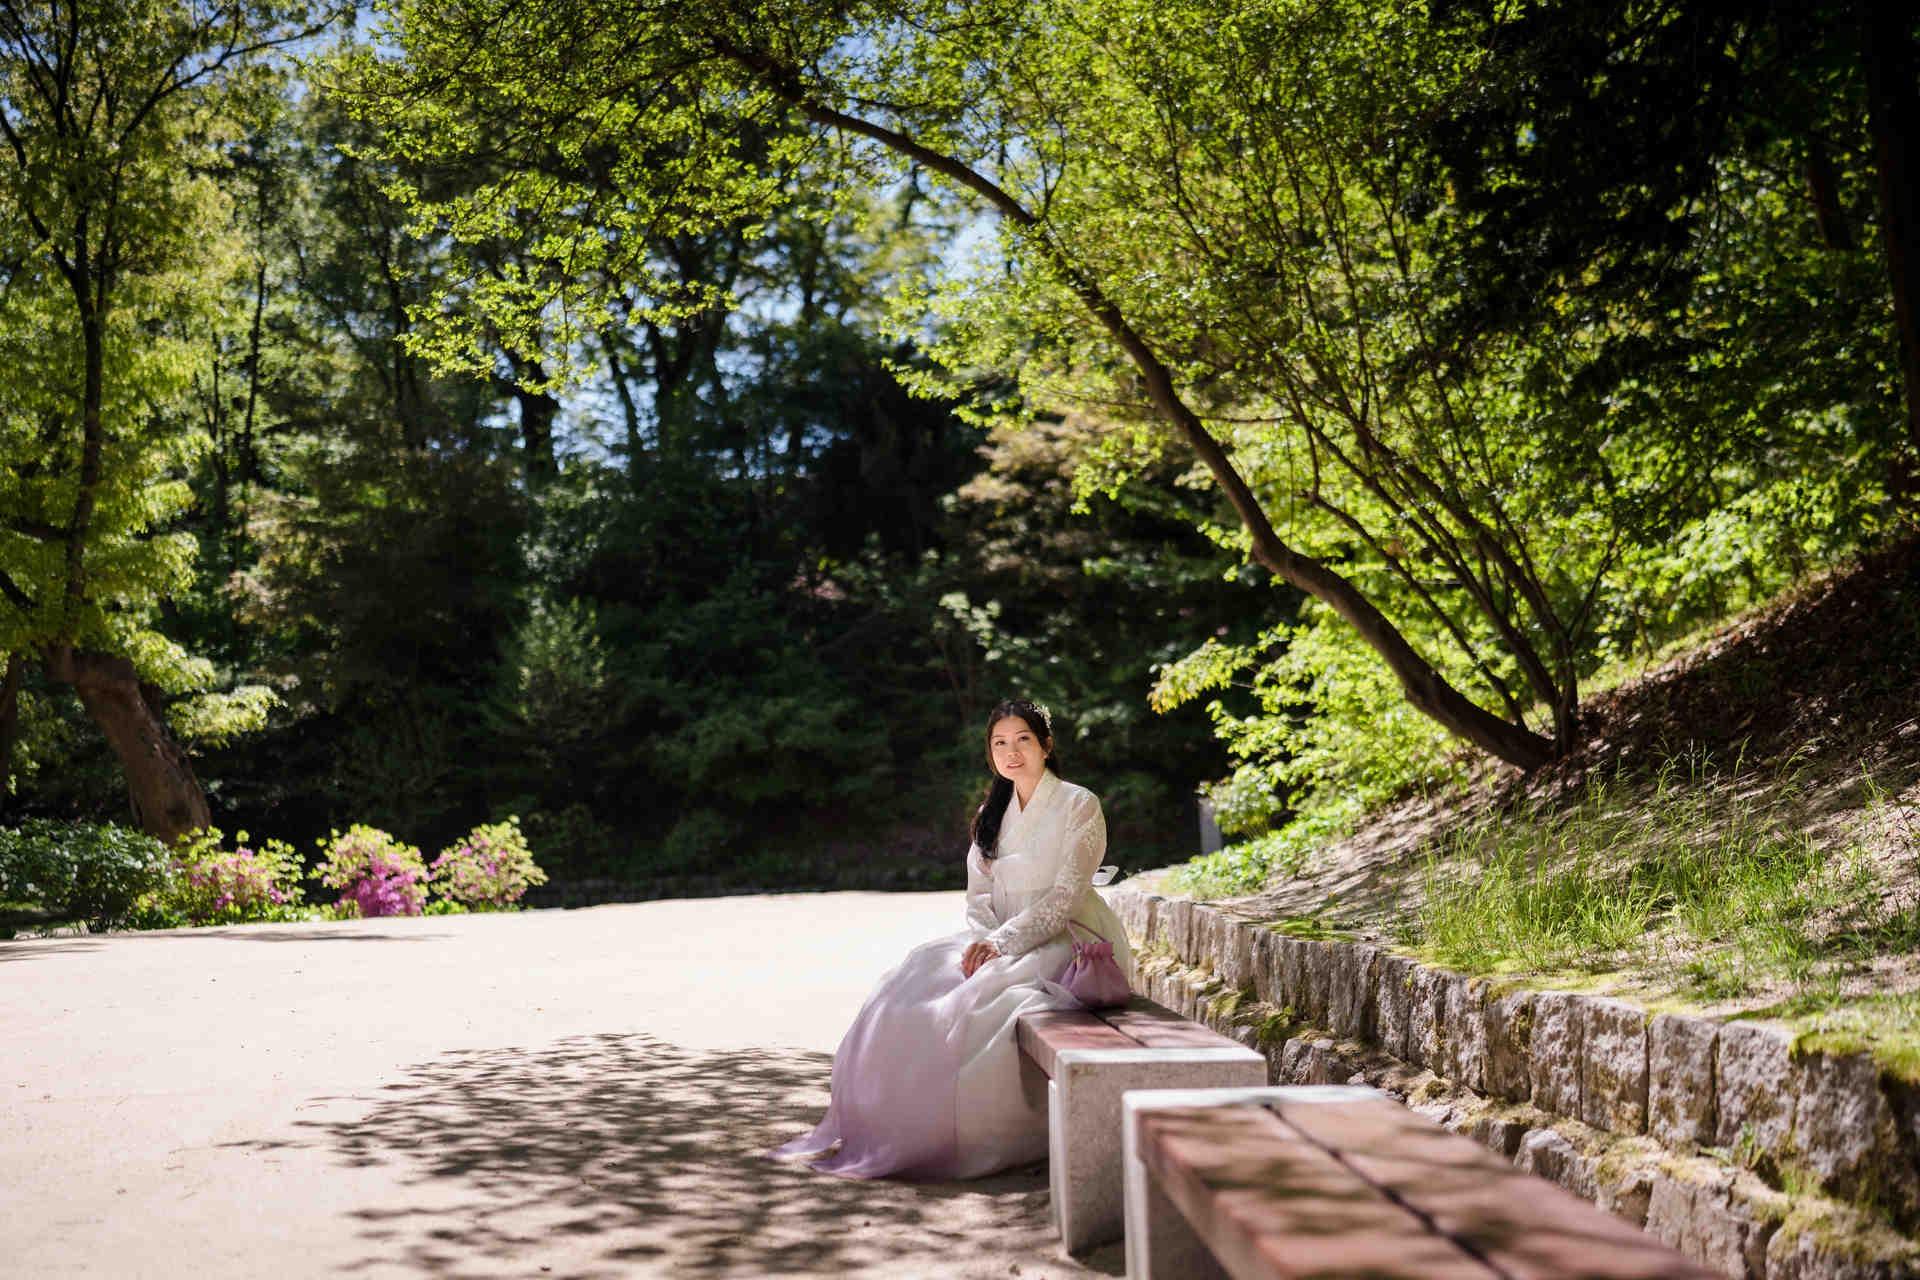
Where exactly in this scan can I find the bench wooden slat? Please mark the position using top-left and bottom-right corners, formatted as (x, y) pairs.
(1138, 1104), (1500, 1280)
(1267, 1096), (1722, 1280)
(1016, 1008), (1141, 1078)
(1099, 997), (1246, 1051)
(1100, 994), (1191, 1024)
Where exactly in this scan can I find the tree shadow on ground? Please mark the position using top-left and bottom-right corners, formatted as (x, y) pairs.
(0, 926), (453, 959)
(134, 926), (455, 944)
(0, 937), (104, 960)
(234, 1032), (1120, 1278)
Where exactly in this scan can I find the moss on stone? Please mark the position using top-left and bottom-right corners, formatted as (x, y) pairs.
(1592, 1138), (1664, 1191)
(1657, 1151), (1734, 1188)
(1133, 937), (1178, 967)
(1254, 1008), (1297, 1052)
(1790, 1000), (1920, 1087)
(1772, 1197), (1920, 1265)
(1210, 986), (1247, 1021)
(1268, 915), (1350, 941)
(1480, 974), (1536, 1002)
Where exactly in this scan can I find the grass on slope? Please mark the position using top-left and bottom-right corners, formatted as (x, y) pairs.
(1411, 752), (1919, 1000)
(1172, 539), (1920, 1076)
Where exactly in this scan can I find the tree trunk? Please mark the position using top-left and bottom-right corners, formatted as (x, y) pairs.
(500, 357), (559, 483)
(1805, 133), (1855, 251)
(241, 256), (267, 509)
(43, 647), (209, 844)
(517, 386), (558, 482)
(68, 305), (106, 626)
(1861, 0), (1920, 463)
(0, 653), (21, 815)
(56, 258), (213, 838)
(605, 337), (645, 473)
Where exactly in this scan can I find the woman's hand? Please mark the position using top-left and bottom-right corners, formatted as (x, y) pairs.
(961, 939), (1001, 978)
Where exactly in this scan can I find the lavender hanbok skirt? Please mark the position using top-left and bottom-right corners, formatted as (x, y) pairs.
(771, 929), (1079, 1180)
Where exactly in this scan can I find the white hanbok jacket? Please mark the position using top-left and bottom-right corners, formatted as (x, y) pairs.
(964, 769), (1132, 972)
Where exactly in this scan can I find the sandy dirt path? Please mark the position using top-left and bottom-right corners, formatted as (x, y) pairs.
(1, 893), (1125, 1278)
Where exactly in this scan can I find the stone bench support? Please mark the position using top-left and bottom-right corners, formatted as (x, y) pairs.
(1017, 998), (1265, 1254)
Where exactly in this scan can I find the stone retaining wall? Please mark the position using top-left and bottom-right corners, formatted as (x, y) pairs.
(1109, 885), (1920, 1280)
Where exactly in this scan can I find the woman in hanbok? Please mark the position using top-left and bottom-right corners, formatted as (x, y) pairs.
(771, 698), (1131, 1179)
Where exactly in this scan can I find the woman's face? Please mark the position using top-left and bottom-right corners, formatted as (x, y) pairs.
(988, 715), (1050, 790)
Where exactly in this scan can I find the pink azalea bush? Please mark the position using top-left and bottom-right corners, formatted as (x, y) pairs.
(428, 817), (547, 911)
(315, 825), (429, 918)
(147, 828), (306, 926)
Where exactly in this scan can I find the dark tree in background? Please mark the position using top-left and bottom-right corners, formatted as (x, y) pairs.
(1428, 0), (1919, 484)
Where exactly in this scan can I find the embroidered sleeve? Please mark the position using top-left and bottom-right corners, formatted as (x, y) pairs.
(987, 790), (1105, 957)
(965, 843), (1001, 939)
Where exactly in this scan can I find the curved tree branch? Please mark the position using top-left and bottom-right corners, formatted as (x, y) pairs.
(713, 37), (1553, 769)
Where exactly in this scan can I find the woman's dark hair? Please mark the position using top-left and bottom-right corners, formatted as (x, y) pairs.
(970, 698), (1058, 859)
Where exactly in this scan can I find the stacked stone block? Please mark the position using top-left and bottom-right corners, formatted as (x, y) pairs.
(1107, 886), (1920, 1280)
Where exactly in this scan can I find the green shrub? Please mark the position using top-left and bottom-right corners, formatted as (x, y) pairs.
(1154, 610), (1468, 856)
(135, 827), (308, 928)
(314, 825), (429, 917)
(514, 802), (615, 880)
(428, 816), (547, 910)
(1170, 802), (1358, 899)
(659, 808), (740, 873)
(0, 820), (171, 931)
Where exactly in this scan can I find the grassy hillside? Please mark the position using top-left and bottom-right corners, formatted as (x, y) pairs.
(1156, 537), (1920, 1077)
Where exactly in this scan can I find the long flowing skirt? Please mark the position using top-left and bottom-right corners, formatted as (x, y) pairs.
(771, 929), (1078, 1180)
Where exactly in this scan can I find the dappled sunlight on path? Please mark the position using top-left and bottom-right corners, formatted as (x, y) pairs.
(5, 895), (1124, 1277)
(241, 1033), (1115, 1278)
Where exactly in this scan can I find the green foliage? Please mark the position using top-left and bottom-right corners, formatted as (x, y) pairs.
(0, 1), (318, 680)
(1170, 805), (1356, 900)
(1158, 608), (1467, 833)
(5, 0), (1902, 912)
(0, 820), (171, 931)
(163, 73), (1019, 876)
(314, 825), (429, 917)
(3, 678), (125, 817)
(428, 817), (547, 910)
(136, 827), (307, 928)
(341, 0), (1907, 813)
(916, 412), (1255, 851)
(513, 803), (618, 884)
(485, 599), (610, 755)
(1155, 597), (1471, 901)
(317, 698), (467, 840)
(659, 809), (742, 876)
(167, 687), (282, 750)
(325, 25), (785, 386)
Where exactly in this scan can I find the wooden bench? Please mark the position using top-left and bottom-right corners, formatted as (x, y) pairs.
(1122, 1086), (1724, 1280)
(1016, 996), (1265, 1253)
